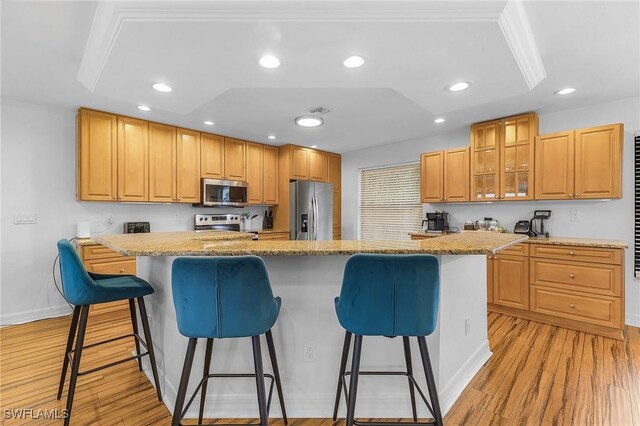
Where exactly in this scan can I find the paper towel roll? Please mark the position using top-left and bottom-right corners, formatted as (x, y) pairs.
(76, 221), (91, 238)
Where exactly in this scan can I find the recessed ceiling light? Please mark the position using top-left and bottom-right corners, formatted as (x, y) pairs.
(259, 55), (280, 68)
(433, 118), (446, 124)
(203, 121), (214, 126)
(310, 145), (319, 148)
(267, 135), (277, 140)
(448, 82), (470, 92)
(554, 87), (576, 95)
(295, 115), (324, 128)
(344, 56), (365, 68)
(152, 83), (172, 92)
(137, 105), (151, 111)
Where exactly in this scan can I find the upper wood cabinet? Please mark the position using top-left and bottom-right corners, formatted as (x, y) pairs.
(535, 123), (622, 200)
(290, 146), (310, 179)
(117, 116), (148, 201)
(420, 148), (469, 203)
(176, 128), (201, 203)
(499, 113), (537, 201)
(470, 120), (500, 201)
(77, 108), (118, 201)
(149, 123), (177, 202)
(200, 133), (225, 179)
(309, 150), (328, 181)
(263, 146), (279, 205)
(224, 138), (246, 181)
(246, 142), (264, 204)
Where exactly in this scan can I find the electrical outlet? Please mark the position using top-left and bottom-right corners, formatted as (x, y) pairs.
(570, 211), (581, 222)
(303, 343), (317, 362)
(13, 213), (36, 225)
(464, 317), (471, 336)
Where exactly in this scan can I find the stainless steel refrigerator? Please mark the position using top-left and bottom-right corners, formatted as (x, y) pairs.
(289, 181), (333, 240)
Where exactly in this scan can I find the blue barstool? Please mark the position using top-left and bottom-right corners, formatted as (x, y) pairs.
(332, 254), (443, 426)
(171, 256), (287, 426)
(56, 239), (162, 426)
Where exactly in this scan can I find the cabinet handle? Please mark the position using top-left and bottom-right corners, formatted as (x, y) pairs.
(568, 193), (573, 198)
(575, 194), (581, 198)
(569, 274), (575, 278)
(569, 304), (576, 308)
(568, 251), (575, 255)
(443, 198), (448, 201)
(119, 269), (125, 273)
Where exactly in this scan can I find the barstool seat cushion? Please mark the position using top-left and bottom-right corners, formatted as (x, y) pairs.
(172, 256), (281, 339)
(57, 239), (154, 306)
(335, 254), (440, 337)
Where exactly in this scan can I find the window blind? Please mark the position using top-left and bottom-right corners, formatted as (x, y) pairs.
(359, 163), (423, 241)
(635, 133), (640, 278)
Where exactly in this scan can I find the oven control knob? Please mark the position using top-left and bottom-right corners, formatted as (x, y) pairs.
(199, 217), (203, 221)
(204, 217), (209, 221)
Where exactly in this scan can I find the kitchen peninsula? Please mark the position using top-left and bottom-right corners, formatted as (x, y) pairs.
(94, 231), (527, 419)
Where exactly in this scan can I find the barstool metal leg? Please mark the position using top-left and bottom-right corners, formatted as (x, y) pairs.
(346, 335), (363, 426)
(198, 338), (214, 424)
(265, 330), (288, 425)
(172, 338), (198, 426)
(332, 331), (352, 420)
(252, 335), (269, 426)
(57, 305), (80, 400)
(64, 305), (89, 426)
(403, 336), (418, 422)
(128, 299), (143, 371)
(137, 297), (162, 401)
(417, 337), (443, 426)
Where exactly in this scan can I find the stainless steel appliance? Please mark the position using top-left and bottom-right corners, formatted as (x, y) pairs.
(422, 212), (449, 232)
(199, 179), (248, 207)
(514, 210), (551, 237)
(194, 214), (241, 232)
(124, 222), (150, 234)
(289, 181), (333, 240)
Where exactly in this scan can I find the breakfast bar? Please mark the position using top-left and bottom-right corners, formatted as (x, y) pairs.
(94, 231), (527, 420)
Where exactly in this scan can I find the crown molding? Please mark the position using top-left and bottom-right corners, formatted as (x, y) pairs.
(498, 1), (547, 90)
(77, 1), (545, 92)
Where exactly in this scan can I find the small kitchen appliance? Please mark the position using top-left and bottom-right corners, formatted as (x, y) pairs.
(124, 222), (150, 234)
(76, 221), (91, 238)
(194, 214), (241, 232)
(515, 210), (551, 237)
(422, 212), (449, 232)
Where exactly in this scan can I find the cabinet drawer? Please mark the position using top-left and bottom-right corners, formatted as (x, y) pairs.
(258, 232), (289, 241)
(530, 285), (622, 329)
(82, 244), (127, 260)
(85, 258), (136, 275)
(498, 243), (529, 257)
(529, 244), (622, 265)
(530, 258), (622, 297)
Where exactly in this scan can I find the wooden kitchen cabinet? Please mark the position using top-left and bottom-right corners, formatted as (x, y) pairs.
(224, 138), (246, 181)
(327, 153), (341, 237)
(263, 146), (279, 205)
(487, 255), (495, 304)
(535, 123), (622, 200)
(470, 120), (500, 201)
(499, 113), (537, 200)
(117, 116), (148, 201)
(290, 146), (310, 179)
(309, 150), (328, 181)
(149, 122), (177, 202)
(493, 254), (529, 310)
(246, 142), (264, 204)
(77, 108), (118, 201)
(419, 148), (469, 203)
(176, 128), (201, 203)
(201, 133), (225, 179)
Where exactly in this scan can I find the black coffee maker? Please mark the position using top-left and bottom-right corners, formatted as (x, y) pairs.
(422, 211), (450, 232)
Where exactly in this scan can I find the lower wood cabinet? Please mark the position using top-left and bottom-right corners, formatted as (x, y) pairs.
(79, 243), (136, 315)
(258, 232), (289, 241)
(488, 242), (625, 339)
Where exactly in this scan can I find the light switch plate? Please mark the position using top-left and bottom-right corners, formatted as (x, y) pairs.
(13, 213), (36, 225)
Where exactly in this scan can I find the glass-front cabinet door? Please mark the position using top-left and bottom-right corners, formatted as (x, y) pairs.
(470, 120), (500, 201)
(499, 113), (538, 201)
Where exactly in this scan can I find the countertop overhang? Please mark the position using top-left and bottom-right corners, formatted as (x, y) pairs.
(408, 232), (628, 249)
(93, 230), (528, 257)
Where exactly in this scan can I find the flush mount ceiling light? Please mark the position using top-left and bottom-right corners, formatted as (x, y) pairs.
(137, 105), (151, 111)
(554, 87), (576, 95)
(259, 55), (280, 68)
(344, 56), (365, 68)
(448, 81), (470, 92)
(295, 115), (324, 128)
(152, 83), (172, 92)
(310, 145), (319, 148)
(433, 117), (446, 124)
(203, 121), (214, 126)
(267, 135), (277, 140)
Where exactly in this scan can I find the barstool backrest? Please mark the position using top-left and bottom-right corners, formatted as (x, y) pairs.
(172, 256), (281, 339)
(57, 239), (96, 306)
(335, 254), (440, 337)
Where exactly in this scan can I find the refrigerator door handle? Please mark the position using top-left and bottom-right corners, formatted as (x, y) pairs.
(314, 196), (319, 240)
(308, 199), (314, 241)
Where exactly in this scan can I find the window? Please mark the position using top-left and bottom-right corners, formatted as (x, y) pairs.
(359, 163), (423, 241)
(635, 133), (640, 278)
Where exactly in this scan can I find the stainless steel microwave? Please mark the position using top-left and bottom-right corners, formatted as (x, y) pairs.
(199, 178), (248, 207)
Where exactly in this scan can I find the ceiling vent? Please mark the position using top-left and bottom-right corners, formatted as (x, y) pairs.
(308, 106), (331, 115)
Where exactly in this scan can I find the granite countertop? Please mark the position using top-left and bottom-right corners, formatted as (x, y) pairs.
(254, 229), (289, 234)
(92, 230), (528, 257)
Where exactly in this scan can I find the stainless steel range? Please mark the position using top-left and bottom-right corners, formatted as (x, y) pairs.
(194, 214), (241, 232)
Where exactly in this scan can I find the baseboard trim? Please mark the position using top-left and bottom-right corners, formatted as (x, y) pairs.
(0, 304), (73, 326)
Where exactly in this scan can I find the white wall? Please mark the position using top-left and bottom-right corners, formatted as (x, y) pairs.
(0, 100), (269, 324)
(342, 96), (640, 326)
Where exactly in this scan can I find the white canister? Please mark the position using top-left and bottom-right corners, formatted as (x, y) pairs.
(76, 221), (91, 238)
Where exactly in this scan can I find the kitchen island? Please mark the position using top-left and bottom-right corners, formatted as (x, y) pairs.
(94, 231), (527, 420)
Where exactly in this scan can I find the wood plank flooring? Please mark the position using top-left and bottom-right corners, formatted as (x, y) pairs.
(1, 311), (639, 425)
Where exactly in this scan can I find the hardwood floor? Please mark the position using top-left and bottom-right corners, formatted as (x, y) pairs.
(1, 311), (639, 425)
